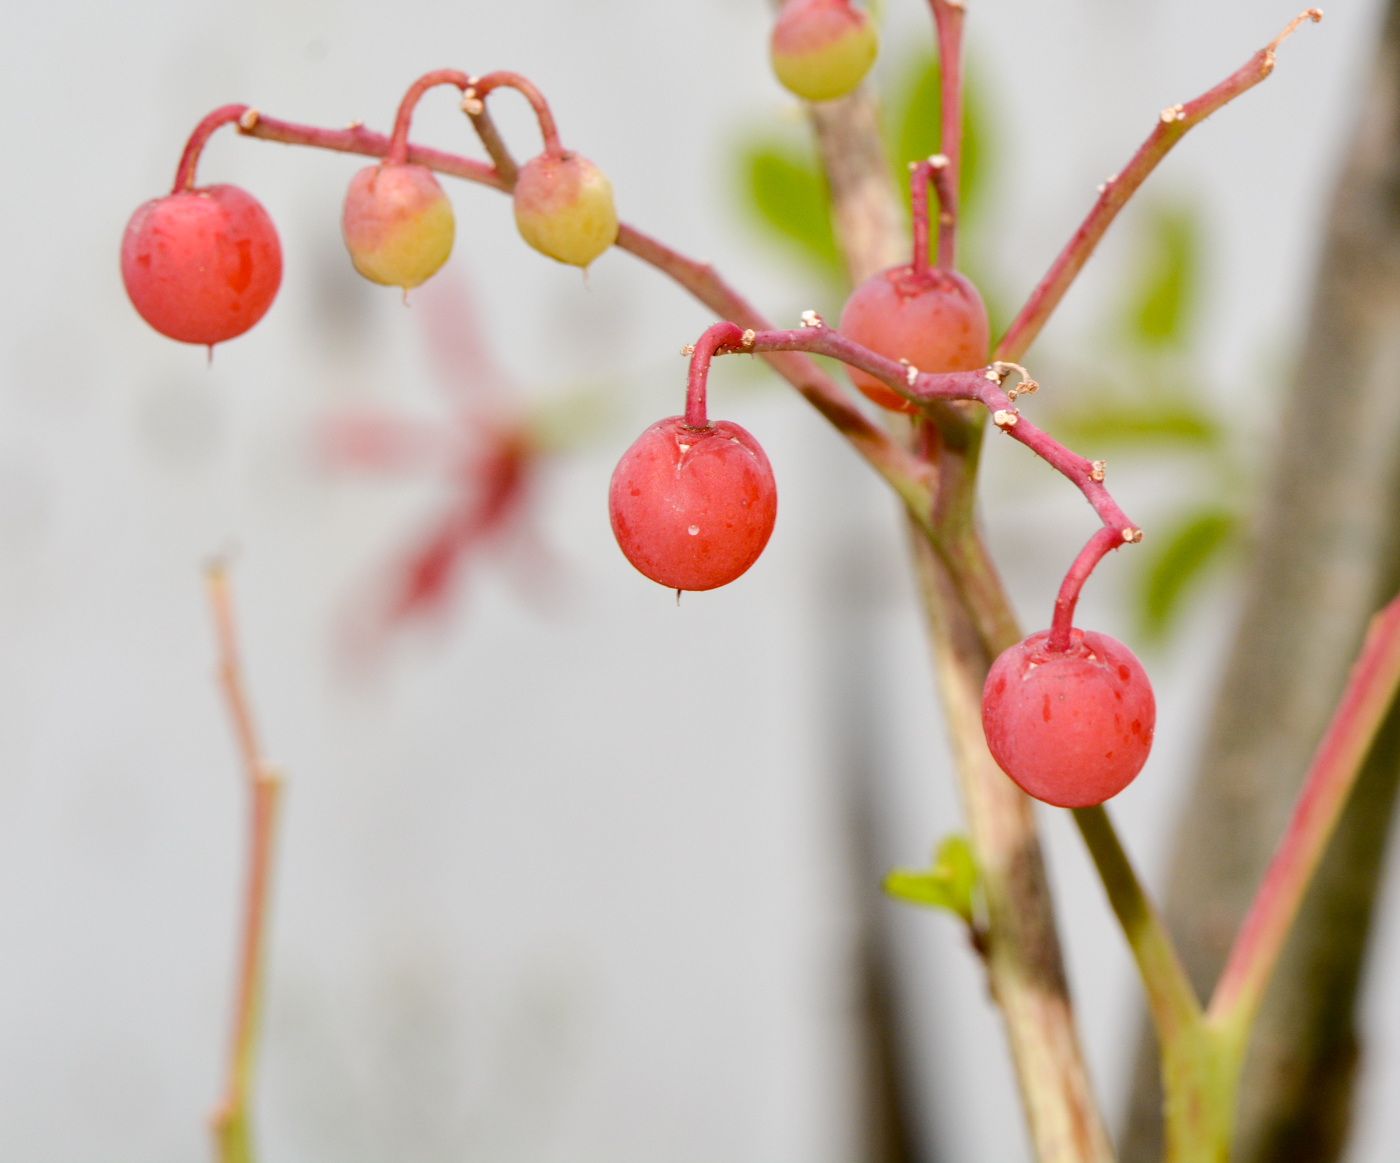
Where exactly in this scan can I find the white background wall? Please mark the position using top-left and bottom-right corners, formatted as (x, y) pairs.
(0, 1), (1395, 1161)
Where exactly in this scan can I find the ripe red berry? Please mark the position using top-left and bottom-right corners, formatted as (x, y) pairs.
(770, 0), (878, 103)
(981, 628), (1156, 808)
(838, 265), (989, 412)
(513, 151), (618, 268)
(609, 416), (777, 592)
(121, 184), (282, 346)
(342, 162), (455, 289)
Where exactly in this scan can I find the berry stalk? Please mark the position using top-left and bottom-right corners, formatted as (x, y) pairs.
(172, 104), (250, 193)
(684, 322), (745, 429)
(471, 71), (563, 156)
(995, 8), (1322, 362)
(386, 69), (474, 165)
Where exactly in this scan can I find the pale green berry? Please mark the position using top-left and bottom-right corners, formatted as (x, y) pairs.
(341, 163), (454, 289)
(512, 152), (618, 268)
(770, 0), (877, 103)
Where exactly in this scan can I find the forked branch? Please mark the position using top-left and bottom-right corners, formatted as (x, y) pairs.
(206, 562), (282, 1163)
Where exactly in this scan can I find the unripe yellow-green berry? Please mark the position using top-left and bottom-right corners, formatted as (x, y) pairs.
(770, 0), (877, 103)
(512, 151), (618, 268)
(341, 162), (454, 289)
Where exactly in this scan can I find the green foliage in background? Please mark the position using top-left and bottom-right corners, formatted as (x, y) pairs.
(735, 50), (992, 292)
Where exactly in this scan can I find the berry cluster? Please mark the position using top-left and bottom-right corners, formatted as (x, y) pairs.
(121, 74), (617, 352)
(120, 18), (1178, 813)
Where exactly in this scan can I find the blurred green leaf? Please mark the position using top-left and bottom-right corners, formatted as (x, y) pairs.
(738, 142), (841, 278)
(884, 834), (978, 923)
(1052, 400), (1221, 449)
(1126, 205), (1201, 349)
(1139, 507), (1238, 640)
(888, 54), (986, 218)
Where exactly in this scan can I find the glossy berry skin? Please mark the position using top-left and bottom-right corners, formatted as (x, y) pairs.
(982, 629), (1156, 809)
(838, 265), (989, 412)
(513, 152), (618, 268)
(770, 0), (878, 103)
(342, 163), (454, 289)
(121, 184), (282, 346)
(609, 416), (777, 592)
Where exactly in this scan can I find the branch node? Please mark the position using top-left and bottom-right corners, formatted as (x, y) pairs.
(1160, 104), (1186, 124)
(906, 365), (920, 386)
(345, 119), (364, 130)
(1090, 460), (1107, 483)
(460, 89), (485, 116)
(929, 153), (950, 168)
(238, 108), (260, 131)
(1123, 526), (1143, 544)
(741, 329), (756, 348)
(680, 344), (696, 357)
(800, 309), (825, 329)
(993, 410), (1019, 429)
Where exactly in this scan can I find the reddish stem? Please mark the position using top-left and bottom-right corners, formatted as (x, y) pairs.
(996, 8), (1321, 362)
(386, 69), (474, 165)
(172, 104), (249, 193)
(473, 71), (563, 156)
(694, 323), (1140, 620)
(927, 1), (964, 260)
(910, 156), (956, 274)
(1208, 591), (1400, 1030)
(684, 322), (744, 429)
(243, 111), (505, 189)
(1048, 527), (1126, 652)
(205, 562), (282, 1163)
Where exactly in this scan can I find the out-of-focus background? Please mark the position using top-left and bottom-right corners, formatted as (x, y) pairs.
(0, 1), (1395, 1161)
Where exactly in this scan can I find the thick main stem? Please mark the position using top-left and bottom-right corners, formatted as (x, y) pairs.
(804, 69), (1113, 1163)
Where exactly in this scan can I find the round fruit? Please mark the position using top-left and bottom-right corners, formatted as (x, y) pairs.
(342, 163), (454, 289)
(121, 184), (282, 346)
(609, 416), (777, 592)
(838, 265), (989, 412)
(770, 0), (878, 103)
(513, 152), (618, 268)
(981, 629), (1156, 809)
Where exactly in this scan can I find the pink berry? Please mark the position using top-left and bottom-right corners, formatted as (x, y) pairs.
(342, 162), (454, 289)
(838, 266), (989, 412)
(981, 629), (1156, 809)
(609, 416), (777, 592)
(770, 0), (878, 103)
(513, 151), (618, 268)
(120, 184), (282, 346)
